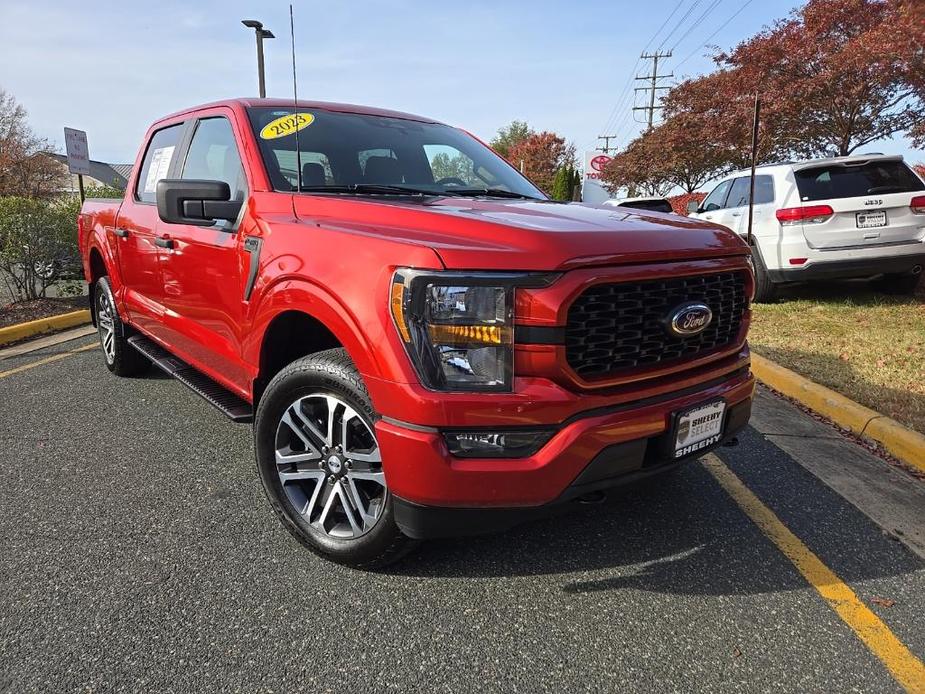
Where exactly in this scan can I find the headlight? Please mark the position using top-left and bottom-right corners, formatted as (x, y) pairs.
(390, 270), (557, 392)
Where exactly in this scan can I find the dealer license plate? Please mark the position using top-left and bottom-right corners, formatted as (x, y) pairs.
(673, 400), (726, 458)
(856, 210), (887, 229)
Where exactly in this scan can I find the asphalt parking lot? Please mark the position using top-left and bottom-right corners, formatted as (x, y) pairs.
(2, 333), (924, 693)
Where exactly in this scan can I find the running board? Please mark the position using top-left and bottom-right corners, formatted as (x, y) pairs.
(127, 335), (253, 423)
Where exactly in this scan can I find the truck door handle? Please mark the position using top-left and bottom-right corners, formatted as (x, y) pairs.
(113, 227), (129, 238)
(154, 236), (175, 249)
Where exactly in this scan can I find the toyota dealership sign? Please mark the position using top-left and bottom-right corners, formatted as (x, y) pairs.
(581, 151), (612, 204)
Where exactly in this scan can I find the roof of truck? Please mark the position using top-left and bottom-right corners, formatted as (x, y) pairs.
(155, 98), (440, 126)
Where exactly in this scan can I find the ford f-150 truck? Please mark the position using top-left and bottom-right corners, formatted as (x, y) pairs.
(79, 98), (755, 567)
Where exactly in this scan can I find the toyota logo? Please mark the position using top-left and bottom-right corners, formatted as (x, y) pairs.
(590, 155), (612, 172)
(666, 302), (713, 338)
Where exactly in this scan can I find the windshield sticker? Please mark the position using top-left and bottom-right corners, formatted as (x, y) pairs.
(143, 145), (175, 193)
(259, 113), (314, 140)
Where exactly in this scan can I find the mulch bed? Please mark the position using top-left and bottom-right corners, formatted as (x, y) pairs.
(0, 296), (89, 329)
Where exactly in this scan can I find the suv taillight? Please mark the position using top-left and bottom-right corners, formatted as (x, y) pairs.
(910, 196), (925, 214)
(775, 205), (834, 225)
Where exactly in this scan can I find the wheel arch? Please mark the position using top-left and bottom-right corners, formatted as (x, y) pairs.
(248, 280), (385, 406)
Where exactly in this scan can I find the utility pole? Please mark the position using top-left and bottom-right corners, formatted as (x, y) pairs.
(633, 50), (673, 129)
(597, 135), (618, 154)
(242, 19), (275, 98)
(746, 93), (761, 248)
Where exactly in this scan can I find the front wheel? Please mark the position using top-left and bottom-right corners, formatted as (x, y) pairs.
(94, 276), (149, 377)
(254, 348), (416, 569)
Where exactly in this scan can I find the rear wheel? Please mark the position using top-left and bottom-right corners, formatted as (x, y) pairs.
(751, 247), (778, 303)
(254, 348), (416, 569)
(94, 276), (148, 377)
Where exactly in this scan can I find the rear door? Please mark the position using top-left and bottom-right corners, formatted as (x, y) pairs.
(155, 110), (253, 394)
(793, 158), (925, 249)
(725, 174), (776, 237)
(116, 122), (185, 335)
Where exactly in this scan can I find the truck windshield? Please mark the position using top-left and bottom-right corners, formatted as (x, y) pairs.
(247, 107), (545, 199)
(794, 160), (925, 201)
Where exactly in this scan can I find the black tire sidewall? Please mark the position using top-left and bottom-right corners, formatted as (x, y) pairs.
(751, 246), (777, 303)
(94, 276), (148, 376)
(254, 349), (409, 567)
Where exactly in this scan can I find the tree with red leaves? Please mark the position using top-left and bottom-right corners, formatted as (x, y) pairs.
(507, 132), (576, 194)
(670, 0), (925, 159)
(609, 0), (925, 196)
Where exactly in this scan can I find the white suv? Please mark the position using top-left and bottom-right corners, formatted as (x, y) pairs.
(689, 154), (925, 301)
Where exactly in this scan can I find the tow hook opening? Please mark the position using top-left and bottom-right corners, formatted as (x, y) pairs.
(577, 490), (607, 505)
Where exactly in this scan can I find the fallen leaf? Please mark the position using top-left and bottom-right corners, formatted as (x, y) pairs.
(871, 597), (895, 608)
(839, 352), (850, 362)
(733, 647), (743, 658)
(876, 359), (886, 368)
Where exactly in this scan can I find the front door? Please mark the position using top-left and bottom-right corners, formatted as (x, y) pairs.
(115, 122), (185, 336)
(155, 111), (253, 395)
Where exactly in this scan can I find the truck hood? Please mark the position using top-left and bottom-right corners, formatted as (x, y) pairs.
(292, 196), (748, 270)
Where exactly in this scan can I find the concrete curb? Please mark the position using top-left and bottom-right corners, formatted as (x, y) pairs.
(751, 353), (925, 473)
(0, 310), (92, 347)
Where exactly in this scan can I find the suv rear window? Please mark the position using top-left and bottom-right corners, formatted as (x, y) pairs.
(795, 161), (924, 201)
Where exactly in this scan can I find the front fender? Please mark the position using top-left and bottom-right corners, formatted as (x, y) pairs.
(244, 277), (384, 383)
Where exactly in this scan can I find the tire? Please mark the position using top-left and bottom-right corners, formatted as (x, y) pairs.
(751, 246), (778, 303)
(872, 273), (920, 296)
(254, 348), (417, 569)
(94, 276), (149, 377)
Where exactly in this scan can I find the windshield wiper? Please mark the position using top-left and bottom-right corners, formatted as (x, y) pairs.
(440, 188), (543, 200)
(298, 184), (439, 196)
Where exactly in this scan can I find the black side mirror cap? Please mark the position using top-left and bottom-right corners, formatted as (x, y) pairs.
(156, 179), (242, 227)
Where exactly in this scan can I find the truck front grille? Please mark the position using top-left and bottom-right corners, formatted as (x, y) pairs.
(565, 271), (748, 379)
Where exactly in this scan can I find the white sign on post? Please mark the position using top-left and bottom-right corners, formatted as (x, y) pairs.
(581, 151), (612, 205)
(63, 127), (91, 175)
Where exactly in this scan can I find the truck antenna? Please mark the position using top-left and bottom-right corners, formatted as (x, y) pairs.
(290, 3), (302, 192)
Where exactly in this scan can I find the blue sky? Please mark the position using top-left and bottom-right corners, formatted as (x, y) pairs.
(1, 0), (920, 173)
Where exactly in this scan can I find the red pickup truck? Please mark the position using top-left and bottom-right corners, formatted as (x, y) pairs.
(79, 98), (755, 567)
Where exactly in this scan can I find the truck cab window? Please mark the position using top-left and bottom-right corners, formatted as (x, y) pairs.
(135, 124), (183, 204)
(181, 117), (247, 201)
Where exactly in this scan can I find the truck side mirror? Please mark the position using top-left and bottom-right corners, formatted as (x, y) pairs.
(686, 199), (701, 214)
(156, 179), (243, 227)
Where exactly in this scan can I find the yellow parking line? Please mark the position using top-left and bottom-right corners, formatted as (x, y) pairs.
(0, 342), (97, 380)
(702, 453), (925, 693)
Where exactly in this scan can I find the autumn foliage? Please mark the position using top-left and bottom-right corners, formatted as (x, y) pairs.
(601, 0), (925, 196)
(507, 132), (576, 194)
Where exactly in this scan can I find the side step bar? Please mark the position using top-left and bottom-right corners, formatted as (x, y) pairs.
(127, 335), (253, 423)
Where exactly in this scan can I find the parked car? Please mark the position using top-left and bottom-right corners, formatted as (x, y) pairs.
(78, 98), (755, 567)
(688, 154), (925, 301)
(603, 196), (674, 214)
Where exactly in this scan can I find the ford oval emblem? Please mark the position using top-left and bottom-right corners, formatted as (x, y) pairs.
(667, 302), (713, 337)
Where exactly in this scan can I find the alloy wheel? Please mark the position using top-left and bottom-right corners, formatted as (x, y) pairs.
(97, 289), (116, 364)
(274, 394), (387, 540)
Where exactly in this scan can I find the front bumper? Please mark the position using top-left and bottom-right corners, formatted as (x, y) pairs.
(375, 368), (754, 537)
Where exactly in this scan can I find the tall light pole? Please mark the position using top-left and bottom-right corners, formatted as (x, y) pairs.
(242, 19), (275, 98)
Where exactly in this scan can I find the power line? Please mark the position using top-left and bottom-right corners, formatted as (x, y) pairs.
(590, 0), (687, 148)
(670, 0), (726, 52)
(657, 0), (704, 51)
(674, 0), (756, 71)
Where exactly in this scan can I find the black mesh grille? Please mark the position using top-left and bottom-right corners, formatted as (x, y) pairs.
(565, 271), (748, 379)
